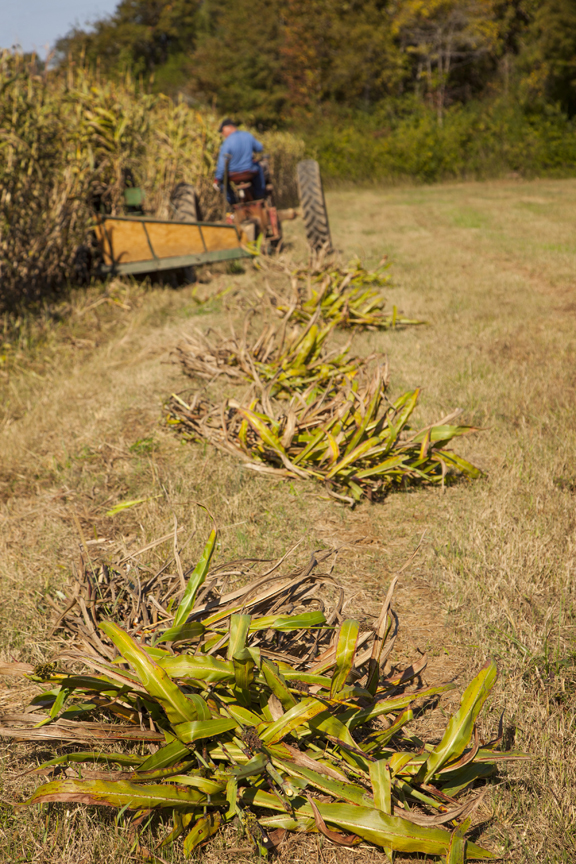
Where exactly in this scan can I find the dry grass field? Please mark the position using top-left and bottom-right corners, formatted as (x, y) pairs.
(1, 178), (576, 862)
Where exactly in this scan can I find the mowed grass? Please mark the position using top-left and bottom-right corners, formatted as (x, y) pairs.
(1, 177), (576, 862)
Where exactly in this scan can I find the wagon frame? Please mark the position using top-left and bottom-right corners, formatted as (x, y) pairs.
(95, 213), (251, 277)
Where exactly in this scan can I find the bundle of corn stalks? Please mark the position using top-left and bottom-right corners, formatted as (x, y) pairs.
(268, 258), (423, 330)
(167, 366), (481, 504)
(175, 314), (373, 398)
(1, 532), (527, 861)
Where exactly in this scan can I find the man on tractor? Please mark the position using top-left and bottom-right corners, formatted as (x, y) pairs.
(214, 119), (266, 205)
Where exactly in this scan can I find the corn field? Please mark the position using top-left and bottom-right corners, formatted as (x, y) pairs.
(0, 51), (305, 311)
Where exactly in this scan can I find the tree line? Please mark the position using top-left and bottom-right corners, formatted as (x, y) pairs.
(56, 0), (576, 128)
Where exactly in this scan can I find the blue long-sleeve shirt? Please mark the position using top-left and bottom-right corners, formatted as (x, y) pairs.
(215, 130), (263, 181)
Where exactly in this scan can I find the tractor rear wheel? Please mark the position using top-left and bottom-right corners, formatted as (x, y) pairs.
(296, 159), (332, 252)
(170, 182), (202, 222)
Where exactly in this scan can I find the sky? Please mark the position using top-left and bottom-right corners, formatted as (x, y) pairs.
(1, 1), (119, 57)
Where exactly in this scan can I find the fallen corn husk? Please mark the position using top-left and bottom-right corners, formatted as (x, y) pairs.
(167, 365), (482, 504)
(1, 531), (527, 860)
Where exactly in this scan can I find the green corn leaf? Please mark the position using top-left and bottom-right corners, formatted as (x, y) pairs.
(233, 656), (255, 706)
(227, 614), (252, 661)
(34, 752), (144, 772)
(168, 775), (225, 795)
(156, 654), (234, 683)
(281, 670), (332, 687)
(262, 659), (297, 711)
(293, 324), (319, 366)
(325, 436), (381, 480)
(438, 763), (495, 798)
(137, 740), (191, 773)
(370, 759), (392, 813)
(243, 792), (494, 858)
(173, 718), (238, 743)
(173, 529), (217, 628)
(277, 761), (371, 807)
(226, 777), (238, 818)
(260, 813), (316, 832)
(309, 709), (363, 754)
(225, 704), (263, 727)
(411, 425), (477, 444)
(433, 450), (484, 479)
(250, 611), (326, 632)
(370, 759), (393, 861)
(134, 760), (197, 782)
(238, 407), (287, 455)
(354, 454), (408, 479)
(99, 622), (199, 725)
(331, 619), (360, 697)
(418, 661), (497, 784)
(387, 752), (418, 776)
(228, 614), (255, 705)
(260, 697), (328, 744)
(160, 812), (195, 848)
(23, 779), (207, 810)
(363, 708), (414, 751)
(156, 622), (205, 644)
(232, 752), (269, 779)
(342, 376), (383, 457)
(34, 685), (72, 727)
(183, 812), (222, 856)
(446, 826), (467, 863)
(303, 802), (495, 858)
(350, 683), (456, 729)
(385, 391), (420, 445)
(105, 495), (161, 517)
(473, 748), (530, 764)
(186, 693), (211, 721)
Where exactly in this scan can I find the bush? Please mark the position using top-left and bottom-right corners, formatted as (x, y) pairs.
(305, 98), (576, 184)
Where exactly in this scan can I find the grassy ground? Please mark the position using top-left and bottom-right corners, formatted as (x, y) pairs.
(1, 177), (576, 862)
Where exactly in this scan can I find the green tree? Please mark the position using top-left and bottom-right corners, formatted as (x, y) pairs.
(189, 0), (286, 127)
(282, 0), (405, 112)
(520, 0), (576, 114)
(56, 0), (200, 93)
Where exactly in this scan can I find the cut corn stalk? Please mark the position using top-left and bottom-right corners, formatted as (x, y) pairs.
(1, 532), (527, 859)
(267, 257), (424, 330)
(166, 366), (482, 504)
(175, 315), (373, 397)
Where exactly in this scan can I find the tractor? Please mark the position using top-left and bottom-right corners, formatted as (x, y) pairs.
(93, 159), (331, 278)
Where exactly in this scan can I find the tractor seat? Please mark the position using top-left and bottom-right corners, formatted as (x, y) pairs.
(229, 170), (257, 187)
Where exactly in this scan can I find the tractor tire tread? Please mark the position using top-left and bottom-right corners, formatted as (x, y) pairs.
(170, 182), (201, 222)
(296, 159), (332, 252)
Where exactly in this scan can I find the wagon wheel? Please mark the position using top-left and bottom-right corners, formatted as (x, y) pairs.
(296, 159), (332, 253)
(170, 182), (203, 223)
(168, 182), (204, 284)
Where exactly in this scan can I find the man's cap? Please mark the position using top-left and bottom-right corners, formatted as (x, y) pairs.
(218, 118), (236, 133)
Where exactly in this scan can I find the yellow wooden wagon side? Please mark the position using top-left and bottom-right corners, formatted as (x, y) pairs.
(95, 214), (251, 276)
